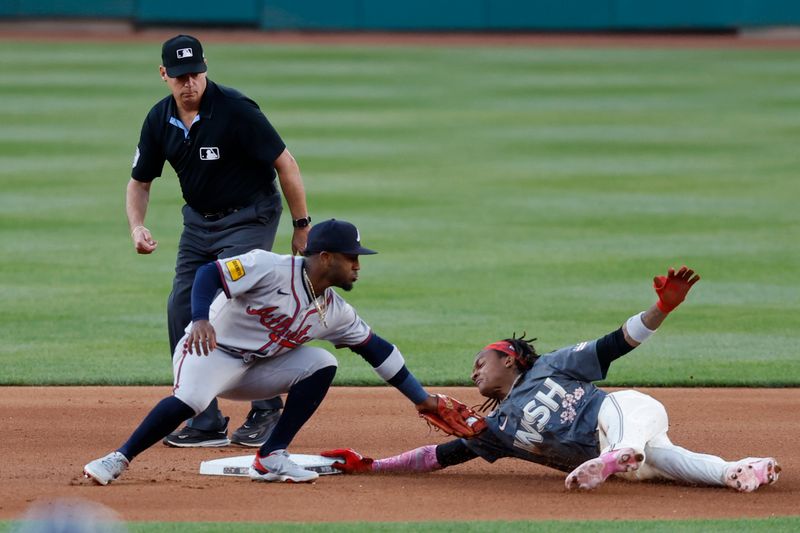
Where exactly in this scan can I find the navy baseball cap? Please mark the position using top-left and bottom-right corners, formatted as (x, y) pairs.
(161, 35), (207, 77)
(305, 219), (377, 255)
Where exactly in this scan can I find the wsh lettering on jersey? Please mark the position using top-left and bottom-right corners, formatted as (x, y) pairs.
(246, 306), (312, 349)
(514, 378), (567, 453)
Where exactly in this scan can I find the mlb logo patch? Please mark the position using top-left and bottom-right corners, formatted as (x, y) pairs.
(200, 147), (220, 160)
(177, 48), (194, 59)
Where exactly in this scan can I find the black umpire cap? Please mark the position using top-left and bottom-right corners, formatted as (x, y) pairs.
(305, 219), (377, 255)
(161, 35), (207, 77)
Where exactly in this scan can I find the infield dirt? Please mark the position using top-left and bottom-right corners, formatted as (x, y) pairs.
(0, 386), (796, 522)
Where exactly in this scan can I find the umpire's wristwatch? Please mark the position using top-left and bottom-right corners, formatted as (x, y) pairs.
(292, 216), (311, 228)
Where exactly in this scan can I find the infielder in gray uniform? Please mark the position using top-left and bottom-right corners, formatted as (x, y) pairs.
(84, 219), (446, 485)
(323, 266), (781, 493)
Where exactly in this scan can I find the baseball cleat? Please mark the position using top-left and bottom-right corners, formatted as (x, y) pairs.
(231, 408), (281, 447)
(83, 451), (130, 486)
(249, 449), (319, 483)
(724, 457), (781, 492)
(163, 417), (231, 448)
(565, 447), (644, 490)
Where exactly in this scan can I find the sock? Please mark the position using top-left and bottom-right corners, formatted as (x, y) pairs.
(118, 396), (195, 461)
(258, 365), (336, 456)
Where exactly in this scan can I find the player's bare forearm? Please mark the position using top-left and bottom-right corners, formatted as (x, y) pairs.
(623, 304), (667, 347)
(641, 305), (668, 330)
(126, 179), (157, 254)
(274, 148), (310, 254)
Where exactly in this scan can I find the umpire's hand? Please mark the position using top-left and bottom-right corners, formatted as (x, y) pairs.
(131, 225), (158, 254)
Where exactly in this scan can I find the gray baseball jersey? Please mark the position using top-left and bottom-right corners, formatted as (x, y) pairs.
(186, 250), (371, 358)
(464, 339), (609, 472)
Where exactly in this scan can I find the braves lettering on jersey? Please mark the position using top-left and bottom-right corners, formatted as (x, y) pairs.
(186, 250), (370, 360)
(463, 339), (609, 472)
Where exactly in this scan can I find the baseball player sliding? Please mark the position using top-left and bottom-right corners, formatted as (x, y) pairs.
(324, 266), (781, 493)
(84, 219), (475, 485)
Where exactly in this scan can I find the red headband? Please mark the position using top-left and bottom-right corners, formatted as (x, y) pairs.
(483, 341), (531, 370)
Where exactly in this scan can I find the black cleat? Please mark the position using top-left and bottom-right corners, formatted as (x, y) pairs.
(163, 417), (230, 447)
(231, 409), (281, 447)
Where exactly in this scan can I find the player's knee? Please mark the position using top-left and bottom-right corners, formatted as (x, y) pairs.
(308, 347), (338, 373)
(173, 392), (213, 416)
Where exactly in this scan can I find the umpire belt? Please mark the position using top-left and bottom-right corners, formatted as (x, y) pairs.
(200, 206), (243, 221)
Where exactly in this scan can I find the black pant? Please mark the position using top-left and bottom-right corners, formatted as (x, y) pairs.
(167, 191), (284, 430)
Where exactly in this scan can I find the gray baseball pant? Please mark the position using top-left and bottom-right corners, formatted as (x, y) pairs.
(167, 191), (284, 430)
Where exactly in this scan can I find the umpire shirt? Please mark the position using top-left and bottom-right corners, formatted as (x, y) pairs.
(131, 80), (285, 213)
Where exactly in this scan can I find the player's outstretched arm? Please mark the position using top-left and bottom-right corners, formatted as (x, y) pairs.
(323, 443), (472, 474)
(349, 335), (485, 437)
(623, 265), (700, 347)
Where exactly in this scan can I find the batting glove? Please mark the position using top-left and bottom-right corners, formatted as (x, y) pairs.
(653, 265), (700, 313)
(321, 448), (374, 474)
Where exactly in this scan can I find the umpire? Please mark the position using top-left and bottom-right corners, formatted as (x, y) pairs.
(126, 35), (312, 448)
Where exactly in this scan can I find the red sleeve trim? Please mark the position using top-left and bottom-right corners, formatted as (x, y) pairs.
(215, 261), (231, 298)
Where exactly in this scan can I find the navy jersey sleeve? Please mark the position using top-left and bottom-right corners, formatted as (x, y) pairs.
(544, 340), (607, 382)
(546, 328), (635, 381)
(131, 106), (167, 182)
(595, 327), (634, 375)
(436, 439), (479, 467)
(234, 98), (286, 166)
(461, 428), (514, 463)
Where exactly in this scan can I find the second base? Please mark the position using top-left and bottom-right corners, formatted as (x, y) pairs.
(199, 454), (341, 477)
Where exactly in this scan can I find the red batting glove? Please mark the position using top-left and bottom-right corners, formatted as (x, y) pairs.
(321, 448), (374, 474)
(653, 265), (700, 313)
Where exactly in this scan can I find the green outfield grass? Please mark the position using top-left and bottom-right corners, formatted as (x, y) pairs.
(2, 517), (800, 532)
(0, 41), (798, 386)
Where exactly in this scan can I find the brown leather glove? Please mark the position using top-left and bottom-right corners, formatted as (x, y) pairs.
(419, 394), (486, 438)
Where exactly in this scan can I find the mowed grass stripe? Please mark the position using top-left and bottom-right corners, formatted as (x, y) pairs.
(0, 42), (797, 385)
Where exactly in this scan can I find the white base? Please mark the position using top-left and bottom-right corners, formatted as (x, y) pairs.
(199, 454), (341, 477)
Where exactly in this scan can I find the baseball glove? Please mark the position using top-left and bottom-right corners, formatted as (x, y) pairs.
(419, 394), (486, 438)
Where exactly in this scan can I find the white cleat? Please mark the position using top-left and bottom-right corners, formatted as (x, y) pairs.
(565, 447), (644, 490)
(725, 457), (781, 492)
(249, 449), (319, 483)
(83, 451), (130, 486)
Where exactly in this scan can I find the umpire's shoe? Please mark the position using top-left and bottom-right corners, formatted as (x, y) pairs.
(163, 417), (231, 447)
(231, 408), (281, 447)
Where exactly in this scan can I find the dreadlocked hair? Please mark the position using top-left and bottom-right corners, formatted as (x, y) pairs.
(477, 332), (538, 413)
(506, 332), (539, 372)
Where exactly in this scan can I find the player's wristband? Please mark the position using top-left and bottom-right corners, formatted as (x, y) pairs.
(625, 312), (655, 344)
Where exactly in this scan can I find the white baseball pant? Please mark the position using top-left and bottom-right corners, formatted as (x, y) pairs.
(597, 389), (731, 486)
